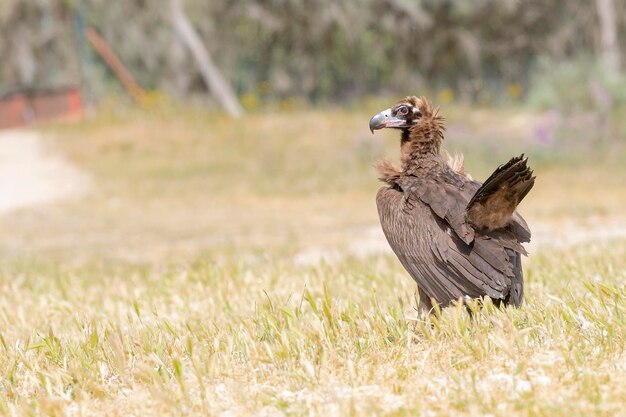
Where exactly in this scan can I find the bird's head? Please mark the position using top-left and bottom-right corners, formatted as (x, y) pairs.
(369, 96), (443, 146)
(368, 96), (425, 132)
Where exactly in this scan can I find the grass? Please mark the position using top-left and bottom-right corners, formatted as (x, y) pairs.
(0, 102), (625, 415)
(0, 244), (624, 416)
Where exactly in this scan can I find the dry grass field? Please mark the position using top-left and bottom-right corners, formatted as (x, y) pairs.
(0, 103), (624, 416)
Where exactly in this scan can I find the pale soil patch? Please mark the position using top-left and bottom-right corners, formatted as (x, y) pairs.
(293, 217), (626, 266)
(0, 130), (90, 214)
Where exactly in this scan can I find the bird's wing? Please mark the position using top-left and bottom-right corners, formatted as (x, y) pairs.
(463, 177), (532, 246)
(377, 186), (517, 306)
(397, 174), (476, 245)
(465, 154), (535, 237)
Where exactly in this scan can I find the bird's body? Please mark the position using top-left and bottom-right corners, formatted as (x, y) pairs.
(369, 96), (534, 312)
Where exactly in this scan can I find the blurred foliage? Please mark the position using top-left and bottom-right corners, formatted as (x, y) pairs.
(0, 0), (625, 107)
(528, 57), (626, 111)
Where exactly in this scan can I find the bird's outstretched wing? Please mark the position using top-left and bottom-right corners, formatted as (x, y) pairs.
(466, 154), (535, 236)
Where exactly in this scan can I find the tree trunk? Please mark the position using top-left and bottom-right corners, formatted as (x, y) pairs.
(169, 0), (243, 117)
(595, 0), (621, 71)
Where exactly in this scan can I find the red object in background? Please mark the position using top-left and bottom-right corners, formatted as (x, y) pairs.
(0, 86), (83, 129)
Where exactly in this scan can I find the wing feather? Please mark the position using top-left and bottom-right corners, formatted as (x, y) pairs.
(398, 176), (475, 245)
(466, 154), (536, 233)
(377, 186), (516, 306)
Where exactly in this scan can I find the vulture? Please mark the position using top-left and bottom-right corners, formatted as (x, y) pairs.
(369, 96), (535, 312)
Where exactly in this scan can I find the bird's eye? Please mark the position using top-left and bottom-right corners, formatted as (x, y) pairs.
(397, 106), (409, 116)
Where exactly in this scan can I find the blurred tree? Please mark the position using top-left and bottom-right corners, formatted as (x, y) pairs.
(169, 0), (243, 117)
(596, 0), (622, 71)
(0, 0), (624, 105)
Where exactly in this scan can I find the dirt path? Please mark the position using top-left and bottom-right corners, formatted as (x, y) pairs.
(0, 130), (90, 214)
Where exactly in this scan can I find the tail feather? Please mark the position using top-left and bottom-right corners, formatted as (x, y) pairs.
(465, 154), (535, 232)
(504, 249), (524, 307)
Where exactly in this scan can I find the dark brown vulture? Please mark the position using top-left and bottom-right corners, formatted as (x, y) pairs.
(369, 96), (535, 312)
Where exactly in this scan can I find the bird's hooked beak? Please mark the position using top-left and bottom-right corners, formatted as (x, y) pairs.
(369, 108), (408, 133)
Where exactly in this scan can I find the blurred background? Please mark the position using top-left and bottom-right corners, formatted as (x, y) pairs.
(2, 3), (626, 414)
(1, 0), (626, 264)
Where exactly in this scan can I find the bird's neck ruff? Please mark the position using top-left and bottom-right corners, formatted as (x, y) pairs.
(400, 100), (445, 173)
(375, 159), (402, 185)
